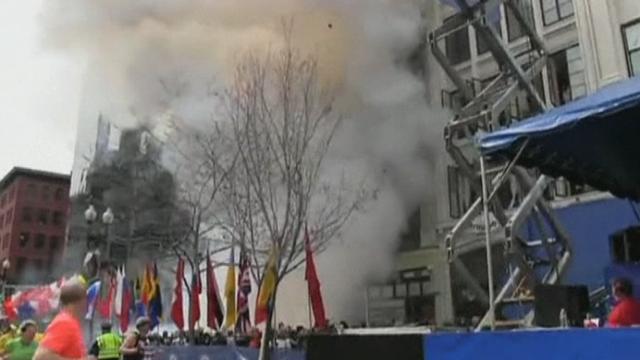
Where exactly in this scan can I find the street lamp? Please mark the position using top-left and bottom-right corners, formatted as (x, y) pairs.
(84, 205), (97, 223)
(102, 207), (114, 225)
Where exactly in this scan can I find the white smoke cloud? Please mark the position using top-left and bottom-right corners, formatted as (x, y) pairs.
(44, 0), (447, 325)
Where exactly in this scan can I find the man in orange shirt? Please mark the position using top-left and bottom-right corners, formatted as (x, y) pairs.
(34, 279), (88, 360)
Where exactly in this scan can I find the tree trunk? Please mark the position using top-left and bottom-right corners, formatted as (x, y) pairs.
(258, 284), (279, 360)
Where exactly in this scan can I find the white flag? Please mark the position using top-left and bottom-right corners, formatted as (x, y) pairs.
(114, 267), (125, 317)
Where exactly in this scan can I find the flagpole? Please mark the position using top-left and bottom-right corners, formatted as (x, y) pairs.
(307, 285), (313, 329)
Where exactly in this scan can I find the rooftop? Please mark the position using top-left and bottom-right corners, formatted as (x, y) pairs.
(0, 167), (70, 192)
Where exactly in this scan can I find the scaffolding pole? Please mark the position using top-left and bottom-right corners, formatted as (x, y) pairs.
(480, 156), (496, 330)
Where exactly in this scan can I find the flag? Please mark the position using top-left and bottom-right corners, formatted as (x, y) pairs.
(190, 269), (202, 330)
(141, 264), (154, 306)
(206, 254), (224, 329)
(114, 267), (124, 318)
(85, 281), (101, 320)
(224, 249), (237, 329)
(148, 263), (163, 329)
(97, 275), (116, 319)
(255, 248), (278, 324)
(134, 277), (146, 318)
(171, 258), (185, 330)
(305, 227), (328, 328)
(120, 275), (134, 333)
(235, 250), (252, 333)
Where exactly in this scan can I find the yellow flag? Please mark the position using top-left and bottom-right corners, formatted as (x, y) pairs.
(224, 262), (237, 328)
(255, 250), (278, 324)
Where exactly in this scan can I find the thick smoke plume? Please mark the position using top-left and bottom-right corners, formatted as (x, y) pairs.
(44, 0), (446, 324)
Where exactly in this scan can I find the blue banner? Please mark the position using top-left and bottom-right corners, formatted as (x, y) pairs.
(424, 328), (640, 360)
(153, 346), (305, 360)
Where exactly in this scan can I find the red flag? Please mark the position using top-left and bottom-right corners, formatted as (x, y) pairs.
(97, 277), (116, 319)
(305, 227), (327, 328)
(206, 254), (224, 329)
(171, 258), (185, 330)
(120, 278), (133, 333)
(190, 268), (202, 330)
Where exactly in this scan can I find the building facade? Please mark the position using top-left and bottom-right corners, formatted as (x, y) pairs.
(0, 167), (70, 283)
(366, 0), (640, 327)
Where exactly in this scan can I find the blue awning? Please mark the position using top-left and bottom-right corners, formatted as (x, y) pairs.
(477, 76), (640, 200)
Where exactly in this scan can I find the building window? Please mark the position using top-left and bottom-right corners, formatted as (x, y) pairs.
(49, 236), (59, 251)
(10, 187), (15, 200)
(34, 259), (43, 271)
(16, 257), (26, 274)
(22, 207), (32, 223)
(54, 188), (65, 201)
(0, 195), (5, 208)
(2, 234), (9, 249)
(444, 16), (471, 65)
(41, 186), (50, 201)
(52, 211), (64, 226)
(399, 209), (421, 251)
(548, 45), (586, 106)
(622, 21), (640, 77)
(0, 215), (3, 228)
(37, 209), (49, 225)
(506, 0), (535, 42)
(26, 184), (37, 199)
(5, 209), (11, 226)
(478, 9), (502, 55)
(19, 233), (29, 248)
(541, 0), (574, 26)
(35, 234), (46, 249)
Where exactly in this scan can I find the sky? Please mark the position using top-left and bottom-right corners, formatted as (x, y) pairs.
(0, 0), (83, 177)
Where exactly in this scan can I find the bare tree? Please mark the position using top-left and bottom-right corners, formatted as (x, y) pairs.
(164, 116), (240, 337)
(216, 24), (367, 357)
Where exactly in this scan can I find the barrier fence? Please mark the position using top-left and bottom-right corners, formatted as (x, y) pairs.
(152, 346), (305, 360)
(152, 328), (640, 360)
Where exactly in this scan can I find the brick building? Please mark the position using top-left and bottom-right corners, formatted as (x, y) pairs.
(0, 167), (70, 283)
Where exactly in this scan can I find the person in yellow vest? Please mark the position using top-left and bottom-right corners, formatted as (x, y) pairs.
(88, 322), (122, 360)
(0, 317), (16, 354)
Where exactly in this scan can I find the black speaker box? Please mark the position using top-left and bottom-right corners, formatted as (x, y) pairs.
(307, 334), (424, 360)
(534, 284), (590, 327)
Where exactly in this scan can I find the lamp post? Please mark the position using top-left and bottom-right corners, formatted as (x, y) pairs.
(102, 207), (114, 261)
(84, 205), (115, 341)
(0, 259), (10, 307)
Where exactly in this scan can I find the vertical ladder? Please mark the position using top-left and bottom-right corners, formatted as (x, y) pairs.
(429, 0), (573, 330)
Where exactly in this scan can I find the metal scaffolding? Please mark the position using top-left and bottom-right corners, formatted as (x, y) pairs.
(430, 0), (573, 330)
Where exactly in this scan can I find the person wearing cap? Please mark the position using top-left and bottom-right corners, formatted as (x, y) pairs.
(120, 317), (152, 360)
(88, 322), (122, 360)
(1, 320), (38, 360)
(34, 278), (88, 360)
